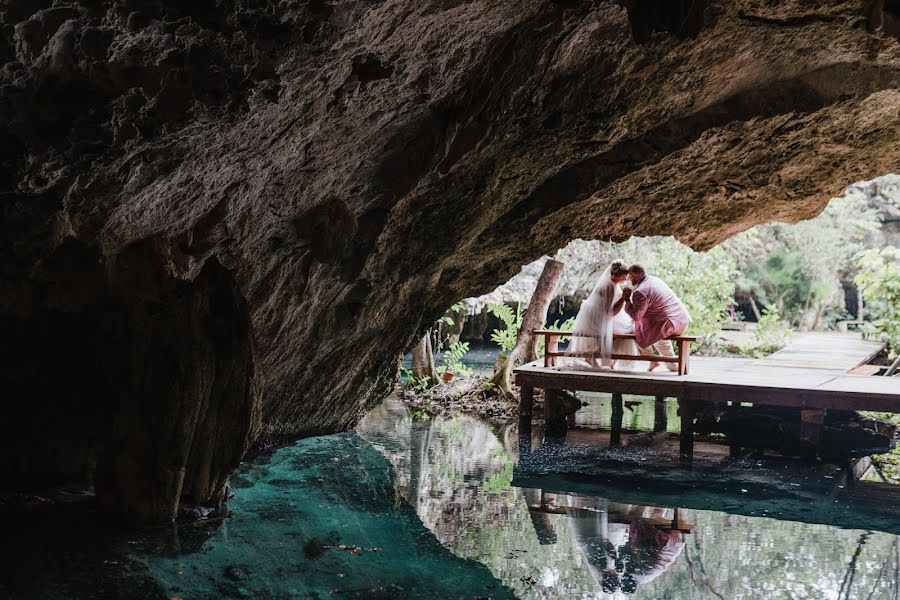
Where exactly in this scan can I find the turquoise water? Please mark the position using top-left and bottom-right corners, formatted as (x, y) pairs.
(4, 396), (900, 599)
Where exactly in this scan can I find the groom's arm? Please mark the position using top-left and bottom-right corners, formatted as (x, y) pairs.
(625, 291), (649, 321)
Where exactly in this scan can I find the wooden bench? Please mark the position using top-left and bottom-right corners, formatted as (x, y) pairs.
(535, 329), (702, 375)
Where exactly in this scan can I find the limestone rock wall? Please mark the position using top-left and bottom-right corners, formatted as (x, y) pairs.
(1, 0), (899, 521)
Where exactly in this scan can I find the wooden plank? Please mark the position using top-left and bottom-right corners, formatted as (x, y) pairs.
(817, 376), (900, 396)
(760, 333), (885, 371)
(847, 364), (880, 376)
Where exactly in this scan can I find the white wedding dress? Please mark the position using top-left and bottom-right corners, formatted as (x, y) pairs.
(568, 266), (640, 370)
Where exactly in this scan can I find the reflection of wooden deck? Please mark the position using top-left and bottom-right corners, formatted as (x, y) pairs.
(514, 333), (896, 459)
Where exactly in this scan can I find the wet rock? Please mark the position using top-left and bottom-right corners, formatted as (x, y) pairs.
(1, 0), (899, 522)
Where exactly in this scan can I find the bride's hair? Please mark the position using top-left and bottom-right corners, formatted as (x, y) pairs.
(609, 260), (629, 277)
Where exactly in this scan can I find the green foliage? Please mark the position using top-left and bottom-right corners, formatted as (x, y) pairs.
(740, 306), (791, 358)
(754, 306), (790, 349)
(409, 374), (433, 393)
(437, 341), (474, 378)
(401, 367), (434, 393)
(488, 303), (522, 353)
(409, 409), (431, 421)
(437, 302), (465, 327)
(643, 238), (737, 352)
(481, 462), (513, 493)
(855, 246), (900, 356)
(725, 194), (882, 329)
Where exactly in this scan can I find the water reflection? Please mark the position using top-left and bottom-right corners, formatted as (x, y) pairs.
(531, 491), (688, 594)
(8, 395), (898, 599)
(357, 396), (900, 599)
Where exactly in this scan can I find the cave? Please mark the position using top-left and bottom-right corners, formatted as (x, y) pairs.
(1, 0), (899, 524)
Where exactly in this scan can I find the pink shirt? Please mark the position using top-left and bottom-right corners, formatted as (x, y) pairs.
(625, 275), (691, 347)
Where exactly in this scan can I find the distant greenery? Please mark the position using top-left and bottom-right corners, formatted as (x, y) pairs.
(855, 246), (900, 357)
(723, 193), (881, 328)
(481, 462), (513, 493)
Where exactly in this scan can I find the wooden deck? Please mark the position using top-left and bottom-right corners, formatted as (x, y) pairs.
(514, 333), (896, 460)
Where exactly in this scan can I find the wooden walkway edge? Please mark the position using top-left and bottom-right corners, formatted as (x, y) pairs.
(514, 333), (895, 462)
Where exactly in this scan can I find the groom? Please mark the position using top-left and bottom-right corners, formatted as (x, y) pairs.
(621, 263), (692, 371)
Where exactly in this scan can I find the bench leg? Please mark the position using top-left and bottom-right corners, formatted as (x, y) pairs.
(677, 340), (690, 375)
(610, 393), (624, 447)
(547, 335), (559, 367)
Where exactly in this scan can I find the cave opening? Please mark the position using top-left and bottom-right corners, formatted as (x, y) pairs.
(1, 1), (900, 596)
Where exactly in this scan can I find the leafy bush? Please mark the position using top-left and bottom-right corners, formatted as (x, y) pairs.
(855, 246), (900, 357)
(437, 341), (474, 378)
(401, 368), (434, 393)
(740, 306), (791, 358)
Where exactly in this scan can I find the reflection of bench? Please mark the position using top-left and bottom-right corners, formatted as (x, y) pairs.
(527, 504), (694, 534)
(535, 330), (703, 375)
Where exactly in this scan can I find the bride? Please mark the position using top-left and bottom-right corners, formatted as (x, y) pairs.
(568, 259), (641, 369)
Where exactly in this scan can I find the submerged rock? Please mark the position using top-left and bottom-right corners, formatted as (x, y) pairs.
(1, 0), (899, 521)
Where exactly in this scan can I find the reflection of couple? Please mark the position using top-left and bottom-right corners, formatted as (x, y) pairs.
(569, 260), (692, 372)
(563, 496), (686, 593)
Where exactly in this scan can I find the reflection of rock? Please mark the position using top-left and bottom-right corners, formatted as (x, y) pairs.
(358, 398), (617, 598)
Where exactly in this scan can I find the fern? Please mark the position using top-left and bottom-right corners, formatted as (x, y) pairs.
(437, 341), (473, 378)
(488, 302), (522, 353)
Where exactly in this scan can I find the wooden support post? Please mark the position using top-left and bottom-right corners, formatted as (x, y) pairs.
(800, 408), (826, 460)
(610, 393), (624, 446)
(520, 385), (534, 418)
(727, 402), (741, 458)
(678, 395), (695, 463)
(544, 389), (567, 438)
(654, 396), (667, 433)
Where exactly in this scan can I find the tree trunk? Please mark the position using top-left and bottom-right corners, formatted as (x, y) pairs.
(411, 331), (439, 385)
(442, 305), (467, 345)
(749, 296), (762, 321)
(490, 258), (565, 396)
(857, 287), (864, 321)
